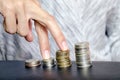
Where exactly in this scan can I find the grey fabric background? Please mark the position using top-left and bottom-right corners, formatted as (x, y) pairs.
(0, 0), (120, 61)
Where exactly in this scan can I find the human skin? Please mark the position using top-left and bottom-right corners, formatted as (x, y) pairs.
(0, 0), (68, 59)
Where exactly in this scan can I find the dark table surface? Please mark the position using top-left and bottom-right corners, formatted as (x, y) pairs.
(0, 61), (120, 80)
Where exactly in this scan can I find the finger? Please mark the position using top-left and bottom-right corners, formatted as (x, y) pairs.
(32, 0), (41, 7)
(25, 19), (33, 42)
(16, 6), (29, 37)
(4, 12), (16, 34)
(29, 4), (68, 50)
(35, 22), (50, 59)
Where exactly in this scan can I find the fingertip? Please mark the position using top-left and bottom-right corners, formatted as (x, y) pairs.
(58, 40), (69, 51)
(61, 41), (69, 50)
(42, 50), (50, 59)
(25, 33), (33, 42)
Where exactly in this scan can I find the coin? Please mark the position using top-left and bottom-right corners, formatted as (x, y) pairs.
(57, 61), (71, 65)
(75, 42), (89, 49)
(43, 58), (54, 64)
(56, 50), (71, 68)
(77, 64), (92, 68)
(58, 64), (71, 68)
(75, 49), (89, 54)
(75, 42), (92, 68)
(76, 53), (90, 58)
(25, 59), (41, 68)
(76, 51), (90, 55)
(42, 58), (55, 69)
(76, 61), (91, 68)
(56, 56), (69, 60)
(76, 60), (91, 65)
(76, 56), (90, 62)
(57, 62), (71, 68)
(56, 50), (69, 56)
(57, 59), (71, 63)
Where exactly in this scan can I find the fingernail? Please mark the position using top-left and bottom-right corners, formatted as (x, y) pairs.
(43, 50), (50, 59)
(62, 41), (68, 50)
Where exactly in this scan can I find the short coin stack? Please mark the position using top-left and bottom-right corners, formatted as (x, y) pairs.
(42, 58), (55, 69)
(75, 42), (92, 68)
(25, 59), (41, 68)
(56, 50), (71, 68)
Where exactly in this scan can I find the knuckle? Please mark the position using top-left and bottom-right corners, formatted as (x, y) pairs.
(16, 1), (23, 7)
(3, 8), (14, 16)
(19, 31), (28, 37)
(46, 15), (56, 23)
(0, 2), (14, 15)
(17, 22), (29, 36)
(18, 29), (28, 37)
(48, 15), (55, 21)
(4, 4), (14, 12)
(5, 28), (16, 34)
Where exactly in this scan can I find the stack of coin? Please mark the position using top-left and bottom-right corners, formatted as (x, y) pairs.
(25, 59), (41, 68)
(56, 50), (71, 68)
(75, 42), (92, 68)
(42, 58), (55, 69)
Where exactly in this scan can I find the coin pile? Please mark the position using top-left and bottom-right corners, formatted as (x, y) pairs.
(42, 58), (55, 69)
(56, 50), (71, 68)
(75, 42), (92, 68)
(25, 59), (41, 68)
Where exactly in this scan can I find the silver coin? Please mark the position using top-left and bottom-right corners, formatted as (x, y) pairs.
(43, 58), (54, 64)
(25, 59), (41, 68)
(76, 60), (91, 65)
(75, 49), (89, 54)
(43, 64), (55, 68)
(76, 54), (90, 62)
(75, 48), (89, 52)
(75, 51), (90, 55)
(42, 58), (55, 68)
(76, 58), (90, 62)
(75, 42), (89, 49)
(76, 52), (90, 56)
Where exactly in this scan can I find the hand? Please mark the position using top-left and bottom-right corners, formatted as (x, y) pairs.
(0, 0), (68, 59)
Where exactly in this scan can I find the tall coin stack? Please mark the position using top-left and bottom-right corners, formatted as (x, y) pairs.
(56, 50), (71, 68)
(42, 58), (55, 69)
(75, 42), (92, 68)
